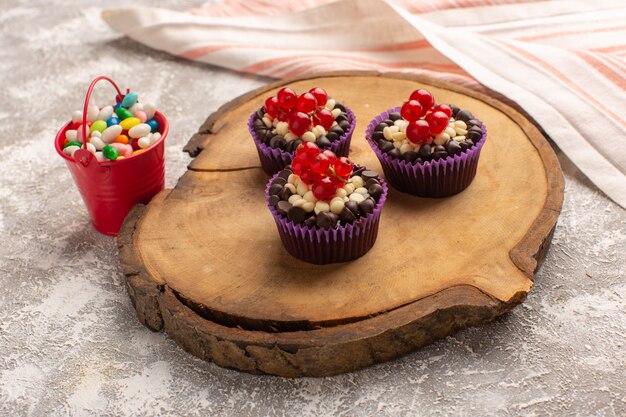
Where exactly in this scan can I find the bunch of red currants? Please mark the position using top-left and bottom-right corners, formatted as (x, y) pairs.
(264, 87), (335, 136)
(401, 89), (452, 145)
(291, 142), (353, 201)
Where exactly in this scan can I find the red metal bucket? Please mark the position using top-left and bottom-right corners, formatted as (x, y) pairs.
(55, 76), (168, 236)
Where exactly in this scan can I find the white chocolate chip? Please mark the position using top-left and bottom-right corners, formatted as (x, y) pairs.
(383, 126), (393, 141)
(389, 125), (399, 134)
(349, 193), (365, 203)
(343, 183), (355, 194)
(400, 143), (413, 154)
(288, 174), (297, 184)
(325, 99), (336, 110)
(314, 201), (330, 214)
(303, 191), (318, 203)
(355, 187), (368, 195)
(293, 198), (306, 208)
(392, 131), (406, 142)
(276, 122), (289, 136)
(284, 132), (298, 141)
(331, 108), (341, 119)
(288, 194), (301, 205)
(349, 176), (364, 188)
(454, 127), (468, 136)
(433, 133), (450, 146)
(330, 198), (345, 214)
(296, 182), (309, 196)
(445, 126), (457, 138)
(393, 141), (402, 149)
(314, 125), (326, 137)
(302, 131), (316, 142)
(335, 188), (347, 198)
(285, 183), (296, 193)
(454, 136), (466, 142)
(302, 201), (315, 213)
(454, 120), (467, 129)
(262, 117), (272, 128)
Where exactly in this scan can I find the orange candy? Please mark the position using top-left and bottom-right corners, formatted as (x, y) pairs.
(114, 134), (129, 144)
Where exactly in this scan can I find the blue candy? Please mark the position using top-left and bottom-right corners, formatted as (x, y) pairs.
(106, 116), (120, 127)
(146, 119), (159, 133)
(121, 91), (138, 108)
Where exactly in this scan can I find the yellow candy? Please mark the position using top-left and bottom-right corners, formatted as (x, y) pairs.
(132, 149), (146, 155)
(117, 156), (126, 159)
(119, 117), (140, 130)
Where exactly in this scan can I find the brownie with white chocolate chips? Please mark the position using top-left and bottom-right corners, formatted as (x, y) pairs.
(267, 145), (384, 229)
(371, 91), (484, 163)
(252, 86), (352, 152)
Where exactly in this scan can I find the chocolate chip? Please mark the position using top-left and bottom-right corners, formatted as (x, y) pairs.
(447, 140), (462, 156)
(336, 113), (349, 123)
(279, 187), (292, 201)
(305, 216), (317, 227)
(361, 170), (378, 181)
(269, 183), (283, 195)
(326, 132), (339, 141)
(365, 178), (380, 188)
(351, 165), (366, 177)
(416, 157), (424, 164)
(368, 183), (384, 200)
(456, 110), (473, 122)
(269, 195), (280, 206)
(276, 201), (291, 216)
(316, 212), (337, 228)
(272, 177), (287, 187)
(372, 131), (384, 142)
(374, 123), (387, 132)
(358, 198), (376, 216)
(388, 112), (402, 121)
(339, 120), (351, 131)
(330, 126), (344, 136)
(253, 119), (265, 129)
(278, 169), (292, 181)
(401, 151), (418, 162)
(383, 119), (394, 126)
(316, 135), (331, 148)
(466, 139), (475, 147)
(418, 144), (432, 160)
(334, 103), (346, 112)
(467, 119), (482, 128)
(338, 207), (356, 223)
(449, 104), (460, 117)
(459, 141), (470, 151)
(467, 130), (482, 141)
(287, 206), (306, 223)
(345, 201), (359, 216)
(269, 135), (286, 149)
(432, 145), (448, 160)
(379, 140), (394, 153)
(260, 130), (272, 145)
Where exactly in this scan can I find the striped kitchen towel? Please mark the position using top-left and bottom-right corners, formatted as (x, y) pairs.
(103, 0), (626, 208)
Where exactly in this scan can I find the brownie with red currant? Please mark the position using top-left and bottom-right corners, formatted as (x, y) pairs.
(251, 87), (353, 153)
(370, 89), (484, 163)
(267, 143), (384, 229)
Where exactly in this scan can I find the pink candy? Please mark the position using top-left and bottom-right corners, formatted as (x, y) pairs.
(110, 143), (133, 157)
(135, 111), (147, 123)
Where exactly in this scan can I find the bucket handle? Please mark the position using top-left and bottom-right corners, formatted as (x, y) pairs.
(80, 76), (126, 150)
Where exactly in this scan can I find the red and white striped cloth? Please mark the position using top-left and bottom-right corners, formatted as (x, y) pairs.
(103, 0), (626, 207)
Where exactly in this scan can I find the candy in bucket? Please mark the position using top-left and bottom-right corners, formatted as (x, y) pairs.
(55, 76), (168, 236)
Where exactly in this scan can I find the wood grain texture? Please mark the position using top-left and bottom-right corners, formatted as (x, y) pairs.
(118, 72), (563, 377)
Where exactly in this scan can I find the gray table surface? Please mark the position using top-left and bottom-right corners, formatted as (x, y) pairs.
(1, 1), (624, 416)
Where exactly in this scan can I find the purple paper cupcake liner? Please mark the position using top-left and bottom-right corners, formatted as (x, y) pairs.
(249, 106), (355, 176)
(365, 107), (487, 198)
(265, 172), (388, 264)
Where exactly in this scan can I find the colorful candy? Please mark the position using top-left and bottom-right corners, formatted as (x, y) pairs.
(64, 90), (161, 162)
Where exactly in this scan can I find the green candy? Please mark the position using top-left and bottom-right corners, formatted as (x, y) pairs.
(102, 145), (119, 160)
(90, 120), (107, 133)
(64, 141), (82, 149)
(115, 107), (133, 120)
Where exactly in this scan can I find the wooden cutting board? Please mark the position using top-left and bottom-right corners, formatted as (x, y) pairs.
(117, 72), (563, 377)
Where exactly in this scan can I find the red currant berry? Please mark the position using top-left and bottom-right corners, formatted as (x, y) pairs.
(291, 156), (306, 175)
(300, 167), (321, 185)
(333, 156), (352, 179)
(425, 110), (449, 134)
(308, 87), (328, 107)
(264, 96), (279, 117)
(312, 177), (337, 200)
(277, 110), (289, 122)
(296, 92), (317, 113)
(277, 87), (297, 109)
(296, 142), (320, 160)
(400, 100), (423, 122)
(288, 111), (312, 137)
(433, 104), (452, 118)
(406, 119), (431, 144)
(311, 153), (331, 174)
(321, 149), (337, 164)
(314, 108), (334, 130)
(409, 89), (434, 111)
